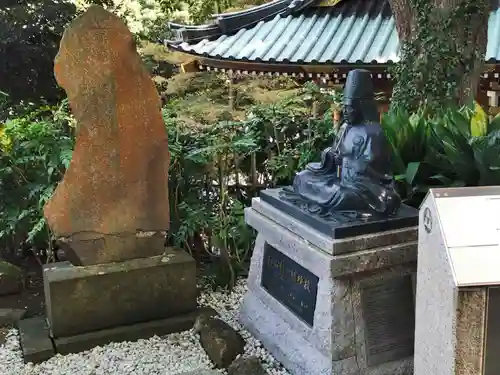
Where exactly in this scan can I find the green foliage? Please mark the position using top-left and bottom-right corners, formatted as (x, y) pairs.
(165, 84), (335, 288)
(0, 0), (77, 103)
(158, 0), (266, 25)
(0, 103), (74, 255)
(3, 84), (500, 288)
(0, 92), (10, 121)
(390, 0), (490, 112)
(139, 13), (176, 42)
(383, 105), (500, 206)
(166, 72), (228, 99)
(426, 108), (500, 186)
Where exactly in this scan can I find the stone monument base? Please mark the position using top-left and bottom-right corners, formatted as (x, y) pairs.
(19, 308), (209, 364)
(19, 248), (201, 363)
(240, 196), (418, 375)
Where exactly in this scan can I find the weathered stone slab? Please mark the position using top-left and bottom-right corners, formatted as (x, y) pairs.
(54, 307), (213, 355)
(45, 249), (196, 338)
(44, 5), (170, 266)
(18, 317), (55, 364)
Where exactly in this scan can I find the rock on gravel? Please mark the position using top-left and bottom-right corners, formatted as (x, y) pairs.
(195, 314), (245, 368)
(0, 261), (23, 296)
(228, 356), (267, 375)
(0, 279), (291, 375)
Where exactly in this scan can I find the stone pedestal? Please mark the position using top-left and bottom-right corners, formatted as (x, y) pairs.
(19, 248), (200, 363)
(240, 196), (418, 375)
(45, 249), (196, 338)
(415, 187), (500, 375)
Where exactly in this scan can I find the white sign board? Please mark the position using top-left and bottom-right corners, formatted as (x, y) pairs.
(435, 195), (500, 248)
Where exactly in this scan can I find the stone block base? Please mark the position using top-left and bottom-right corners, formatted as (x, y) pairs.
(18, 317), (55, 364)
(240, 198), (417, 375)
(19, 308), (212, 363)
(241, 289), (413, 375)
(44, 248), (197, 338)
(54, 307), (210, 355)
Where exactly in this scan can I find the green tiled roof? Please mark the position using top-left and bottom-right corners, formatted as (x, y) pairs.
(167, 0), (500, 64)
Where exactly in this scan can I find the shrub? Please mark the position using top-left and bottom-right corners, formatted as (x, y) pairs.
(164, 88), (335, 287)
(383, 102), (500, 206)
(0, 102), (74, 256)
(166, 72), (227, 98)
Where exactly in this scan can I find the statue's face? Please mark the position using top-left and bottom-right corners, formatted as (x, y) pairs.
(342, 104), (359, 124)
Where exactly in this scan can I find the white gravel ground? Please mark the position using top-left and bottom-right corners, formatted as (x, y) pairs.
(0, 279), (291, 375)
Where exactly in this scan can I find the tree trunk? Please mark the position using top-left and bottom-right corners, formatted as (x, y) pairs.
(389, 0), (491, 104)
(454, 2), (490, 103)
(388, 0), (414, 40)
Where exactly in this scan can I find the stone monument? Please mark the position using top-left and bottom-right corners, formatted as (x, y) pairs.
(415, 186), (500, 375)
(240, 69), (419, 375)
(18, 6), (200, 363)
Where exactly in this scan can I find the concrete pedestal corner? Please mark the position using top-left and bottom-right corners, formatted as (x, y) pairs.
(240, 197), (418, 375)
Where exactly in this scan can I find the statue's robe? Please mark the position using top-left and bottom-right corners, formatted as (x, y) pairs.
(292, 122), (401, 215)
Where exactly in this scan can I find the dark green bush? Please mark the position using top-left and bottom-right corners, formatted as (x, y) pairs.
(383, 104), (500, 206)
(0, 102), (74, 255)
(0, 1), (77, 103)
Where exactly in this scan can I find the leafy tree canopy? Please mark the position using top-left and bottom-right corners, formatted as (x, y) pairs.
(0, 1), (77, 102)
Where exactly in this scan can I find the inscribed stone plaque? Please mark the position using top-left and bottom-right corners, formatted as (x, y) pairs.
(360, 275), (415, 366)
(261, 243), (319, 326)
(484, 287), (500, 375)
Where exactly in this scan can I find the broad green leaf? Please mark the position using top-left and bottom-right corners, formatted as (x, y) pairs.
(405, 162), (421, 185)
(470, 101), (488, 137)
(448, 110), (471, 138)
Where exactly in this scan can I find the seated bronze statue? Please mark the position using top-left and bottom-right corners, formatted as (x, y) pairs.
(280, 69), (401, 218)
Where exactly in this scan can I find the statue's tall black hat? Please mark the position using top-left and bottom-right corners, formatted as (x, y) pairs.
(343, 69), (375, 105)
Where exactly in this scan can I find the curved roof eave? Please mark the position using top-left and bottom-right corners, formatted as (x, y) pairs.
(166, 42), (399, 65)
(168, 0), (316, 42)
(166, 0), (500, 65)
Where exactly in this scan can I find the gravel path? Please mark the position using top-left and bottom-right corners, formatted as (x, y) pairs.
(0, 280), (291, 375)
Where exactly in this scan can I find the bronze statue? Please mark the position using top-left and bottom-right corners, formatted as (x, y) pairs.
(280, 69), (401, 219)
